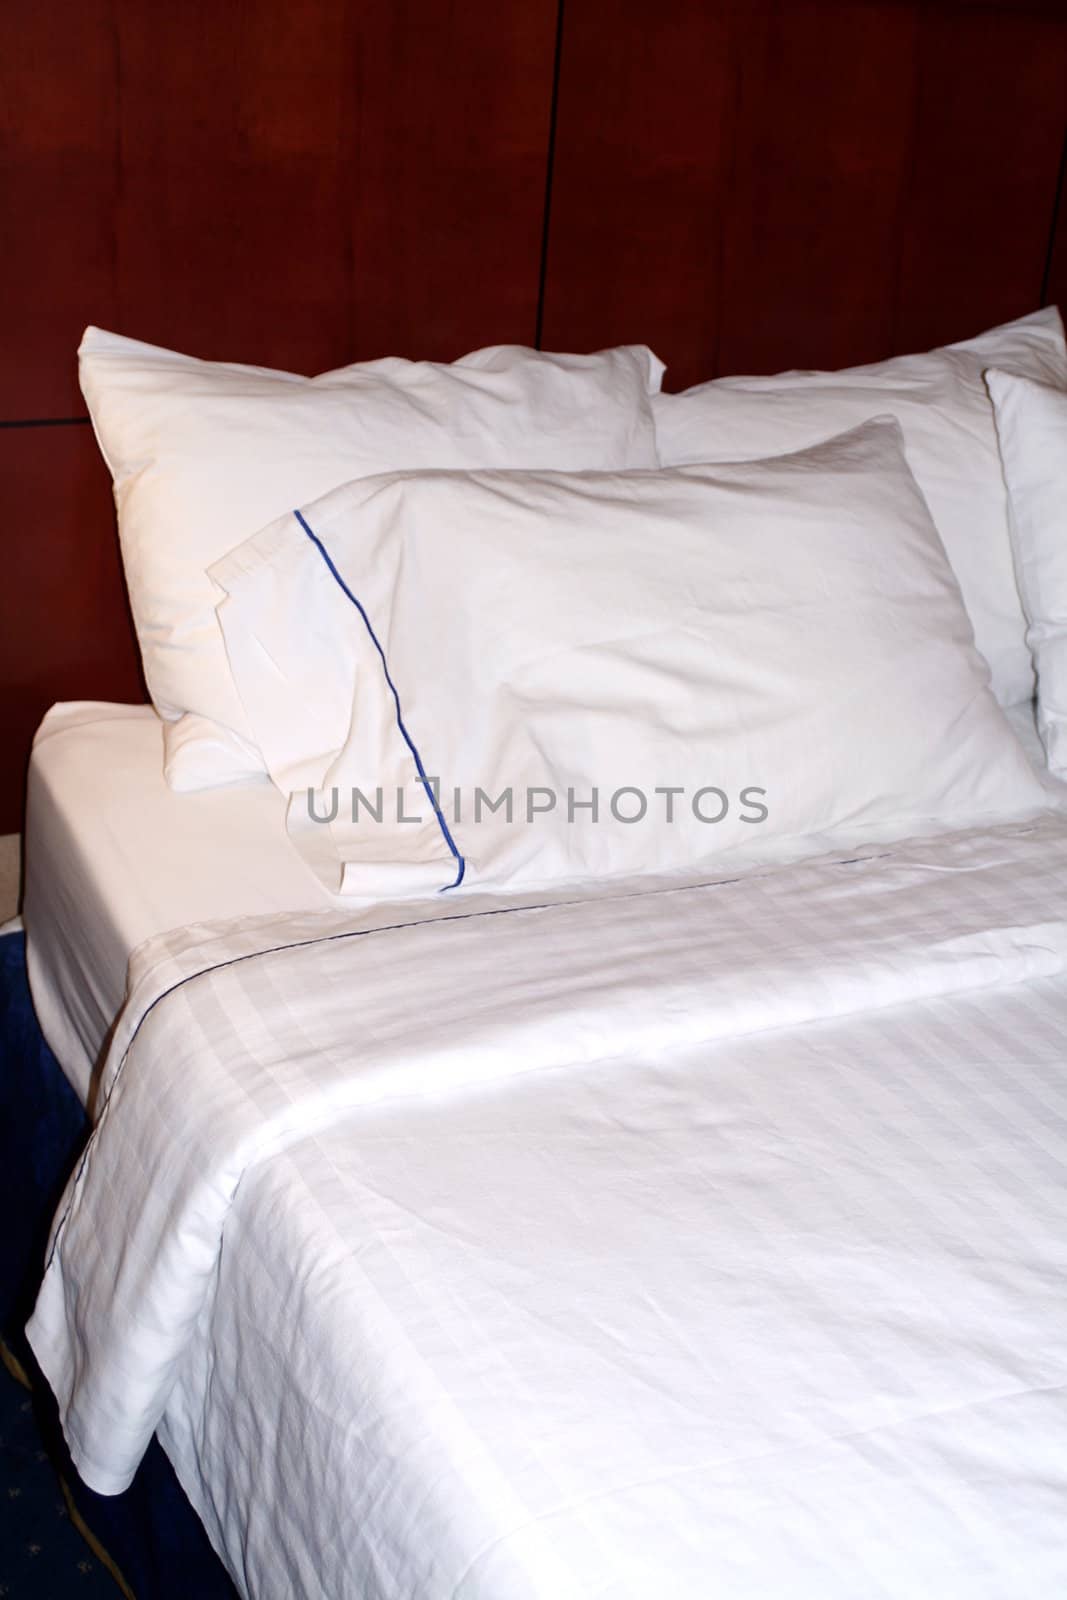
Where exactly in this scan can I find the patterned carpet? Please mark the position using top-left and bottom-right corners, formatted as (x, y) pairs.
(0, 1351), (122, 1598)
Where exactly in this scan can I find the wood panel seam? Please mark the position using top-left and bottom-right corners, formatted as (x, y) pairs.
(535, 0), (566, 351)
(1041, 119), (1067, 307)
(0, 418), (91, 429)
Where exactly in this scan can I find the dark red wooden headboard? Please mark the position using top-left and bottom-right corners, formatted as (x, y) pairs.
(2, 0), (1065, 832)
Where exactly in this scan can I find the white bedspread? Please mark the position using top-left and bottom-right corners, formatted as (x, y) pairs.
(28, 814), (1067, 1598)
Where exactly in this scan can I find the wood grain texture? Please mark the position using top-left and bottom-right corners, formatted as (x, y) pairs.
(0, 0), (557, 416)
(0, 426), (144, 835)
(346, 3), (556, 358)
(893, 3), (1067, 354)
(0, 0), (118, 417)
(110, 0), (356, 376)
(538, 0), (737, 391)
(715, 0), (921, 378)
(542, 0), (1067, 387)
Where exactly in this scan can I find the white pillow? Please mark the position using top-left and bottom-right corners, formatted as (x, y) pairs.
(212, 419), (1044, 901)
(987, 369), (1067, 778)
(653, 309), (1067, 708)
(79, 328), (665, 790)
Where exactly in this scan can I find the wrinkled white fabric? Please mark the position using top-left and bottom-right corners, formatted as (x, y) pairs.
(213, 419), (1043, 898)
(80, 328), (664, 787)
(654, 307), (1067, 705)
(29, 812), (1067, 1536)
(988, 369), (1067, 776)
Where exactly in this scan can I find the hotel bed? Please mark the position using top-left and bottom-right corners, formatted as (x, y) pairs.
(9, 308), (1067, 1599)
(5, 4), (1067, 1591)
(14, 697), (1067, 1599)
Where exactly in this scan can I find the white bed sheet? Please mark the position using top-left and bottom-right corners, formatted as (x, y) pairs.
(192, 966), (1067, 1600)
(23, 703), (335, 1104)
(29, 806), (1067, 1599)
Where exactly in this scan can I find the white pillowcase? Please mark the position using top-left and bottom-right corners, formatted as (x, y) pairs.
(987, 369), (1067, 778)
(212, 419), (1044, 901)
(79, 328), (665, 790)
(653, 309), (1067, 708)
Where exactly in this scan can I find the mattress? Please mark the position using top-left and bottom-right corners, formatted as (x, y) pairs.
(23, 698), (1058, 1108)
(23, 703), (335, 1105)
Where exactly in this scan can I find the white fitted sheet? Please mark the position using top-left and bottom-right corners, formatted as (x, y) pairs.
(23, 703), (334, 1104)
(23, 698), (1058, 1109)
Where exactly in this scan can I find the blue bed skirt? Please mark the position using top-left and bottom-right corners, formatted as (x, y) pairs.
(0, 930), (238, 1599)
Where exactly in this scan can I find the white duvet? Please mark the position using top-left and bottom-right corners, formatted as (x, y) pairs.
(28, 815), (1067, 1598)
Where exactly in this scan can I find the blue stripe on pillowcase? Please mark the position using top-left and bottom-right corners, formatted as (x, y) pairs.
(293, 508), (466, 891)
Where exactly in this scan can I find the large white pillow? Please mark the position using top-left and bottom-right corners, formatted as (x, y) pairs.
(987, 369), (1067, 778)
(653, 309), (1067, 708)
(212, 419), (1044, 901)
(79, 328), (665, 790)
